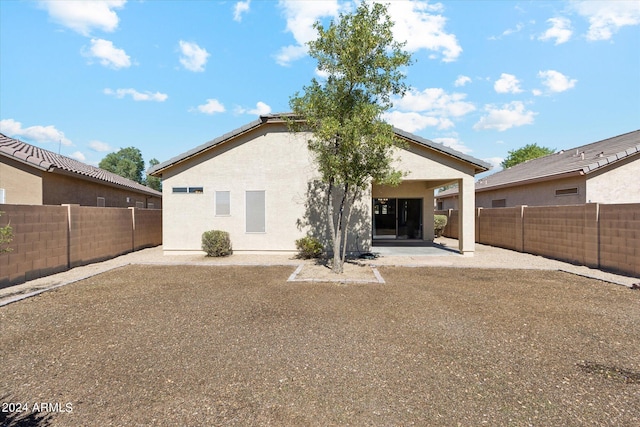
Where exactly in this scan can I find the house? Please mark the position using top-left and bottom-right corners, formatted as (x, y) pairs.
(0, 133), (162, 208)
(149, 114), (490, 255)
(436, 129), (640, 210)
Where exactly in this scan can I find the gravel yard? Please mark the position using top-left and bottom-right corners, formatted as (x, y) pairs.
(1, 264), (639, 426)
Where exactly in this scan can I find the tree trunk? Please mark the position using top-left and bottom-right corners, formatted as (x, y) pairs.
(341, 187), (359, 264)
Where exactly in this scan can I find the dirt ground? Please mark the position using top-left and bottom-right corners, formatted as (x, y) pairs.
(1, 265), (639, 426)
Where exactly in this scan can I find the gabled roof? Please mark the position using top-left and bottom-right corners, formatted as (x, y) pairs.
(437, 129), (640, 198)
(0, 133), (162, 197)
(149, 114), (491, 175)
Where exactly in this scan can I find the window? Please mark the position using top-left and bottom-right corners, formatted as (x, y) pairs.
(0, 188), (5, 204)
(555, 187), (578, 196)
(216, 191), (230, 216)
(246, 191), (265, 233)
(97, 197), (105, 207)
(173, 186), (203, 194)
(136, 201), (144, 208)
(148, 203), (155, 209)
(491, 199), (506, 208)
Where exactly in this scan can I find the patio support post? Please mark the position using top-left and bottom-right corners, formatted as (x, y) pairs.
(458, 176), (475, 255)
(423, 187), (435, 241)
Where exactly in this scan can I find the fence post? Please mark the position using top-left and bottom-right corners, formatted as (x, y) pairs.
(515, 205), (526, 252)
(583, 203), (600, 268)
(129, 207), (136, 252)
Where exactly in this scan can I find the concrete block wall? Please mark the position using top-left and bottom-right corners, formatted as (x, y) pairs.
(132, 208), (162, 250)
(0, 205), (162, 288)
(477, 207), (520, 251)
(439, 203), (639, 278)
(68, 206), (134, 268)
(0, 204), (69, 286)
(599, 204), (640, 277)
(523, 205), (594, 266)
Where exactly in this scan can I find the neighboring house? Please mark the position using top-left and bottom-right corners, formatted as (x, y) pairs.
(436, 129), (640, 210)
(0, 133), (162, 208)
(149, 114), (490, 255)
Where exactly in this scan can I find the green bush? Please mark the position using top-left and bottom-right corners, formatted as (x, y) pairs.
(434, 215), (448, 237)
(201, 230), (232, 257)
(0, 211), (13, 254)
(295, 236), (323, 259)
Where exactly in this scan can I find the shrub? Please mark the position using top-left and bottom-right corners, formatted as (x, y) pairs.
(0, 211), (13, 254)
(201, 230), (232, 257)
(434, 215), (448, 237)
(295, 236), (323, 259)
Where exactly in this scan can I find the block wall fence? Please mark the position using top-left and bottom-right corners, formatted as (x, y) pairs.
(436, 203), (640, 278)
(0, 204), (162, 288)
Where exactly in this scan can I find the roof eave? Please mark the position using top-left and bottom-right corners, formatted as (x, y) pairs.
(50, 167), (162, 197)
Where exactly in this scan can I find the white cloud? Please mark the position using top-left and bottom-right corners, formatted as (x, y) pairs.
(384, 0), (462, 62)
(489, 22), (524, 40)
(383, 111), (445, 133)
(38, 0), (126, 36)
(573, 0), (640, 41)
(473, 101), (536, 132)
(538, 17), (573, 44)
(395, 88), (476, 117)
(454, 75), (471, 87)
(236, 101), (272, 116)
(104, 88), (168, 102)
(385, 87), (474, 133)
(89, 140), (112, 152)
(195, 99), (226, 115)
(275, 0), (341, 66)
(432, 136), (472, 154)
(0, 118), (73, 146)
(494, 73), (523, 94)
(483, 157), (504, 170)
(234, 0), (251, 22)
(84, 38), (131, 69)
(537, 70), (577, 93)
(179, 40), (210, 72)
(69, 151), (86, 162)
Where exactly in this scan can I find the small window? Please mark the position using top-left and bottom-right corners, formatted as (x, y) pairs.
(148, 202), (155, 209)
(0, 188), (5, 204)
(437, 201), (443, 210)
(491, 199), (506, 208)
(555, 187), (578, 196)
(136, 201), (144, 208)
(188, 187), (204, 194)
(97, 197), (106, 207)
(216, 191), (230, 216)
(246, 190), (265, 233)
(172, 187), (188, 193)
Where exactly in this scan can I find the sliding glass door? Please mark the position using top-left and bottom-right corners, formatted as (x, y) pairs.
(373, 198), (422, 239)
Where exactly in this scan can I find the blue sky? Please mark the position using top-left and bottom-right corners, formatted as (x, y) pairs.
(1, 0), (639, 178)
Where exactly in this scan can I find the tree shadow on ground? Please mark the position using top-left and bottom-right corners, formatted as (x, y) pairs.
(0, 395), (52, 427)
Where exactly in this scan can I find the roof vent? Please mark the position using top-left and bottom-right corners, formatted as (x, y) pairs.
(597, 151), (605, 158)
(580, 152), (585, 160)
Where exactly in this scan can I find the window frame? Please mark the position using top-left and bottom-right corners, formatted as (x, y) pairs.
(245, 190), (266, 233)
(215, 191), (231, 216)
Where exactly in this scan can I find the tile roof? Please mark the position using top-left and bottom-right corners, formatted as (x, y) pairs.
(437, 129), (640, 197)
(0, 133), (162, 197)
(149, 114), (492, 175)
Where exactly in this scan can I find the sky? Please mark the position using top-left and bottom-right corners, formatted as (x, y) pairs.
(1, 0), (639, 179)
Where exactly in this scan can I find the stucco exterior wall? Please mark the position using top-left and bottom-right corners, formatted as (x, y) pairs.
(160, 124), (481, 254)
(161, 124), (318, 253)
(475, 176), (587, 208)
(43, 173), (162, 208)
(585, 156), (640, 204)
(0, 157), (43, 205)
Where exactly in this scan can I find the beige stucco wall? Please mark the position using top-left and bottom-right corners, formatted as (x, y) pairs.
(160, 124), (480, 254)
(161, 123), (317, 253)
(43, 173), (162, 208)
(0, 157), (43, 205)
(474, 175), (587, 208)
(585, 156), (640, 203)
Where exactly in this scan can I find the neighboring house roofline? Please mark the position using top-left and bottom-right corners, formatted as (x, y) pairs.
(149, 113), (491, 176)
(0, 133), (162, 197)
(435, 129), (640, 199)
